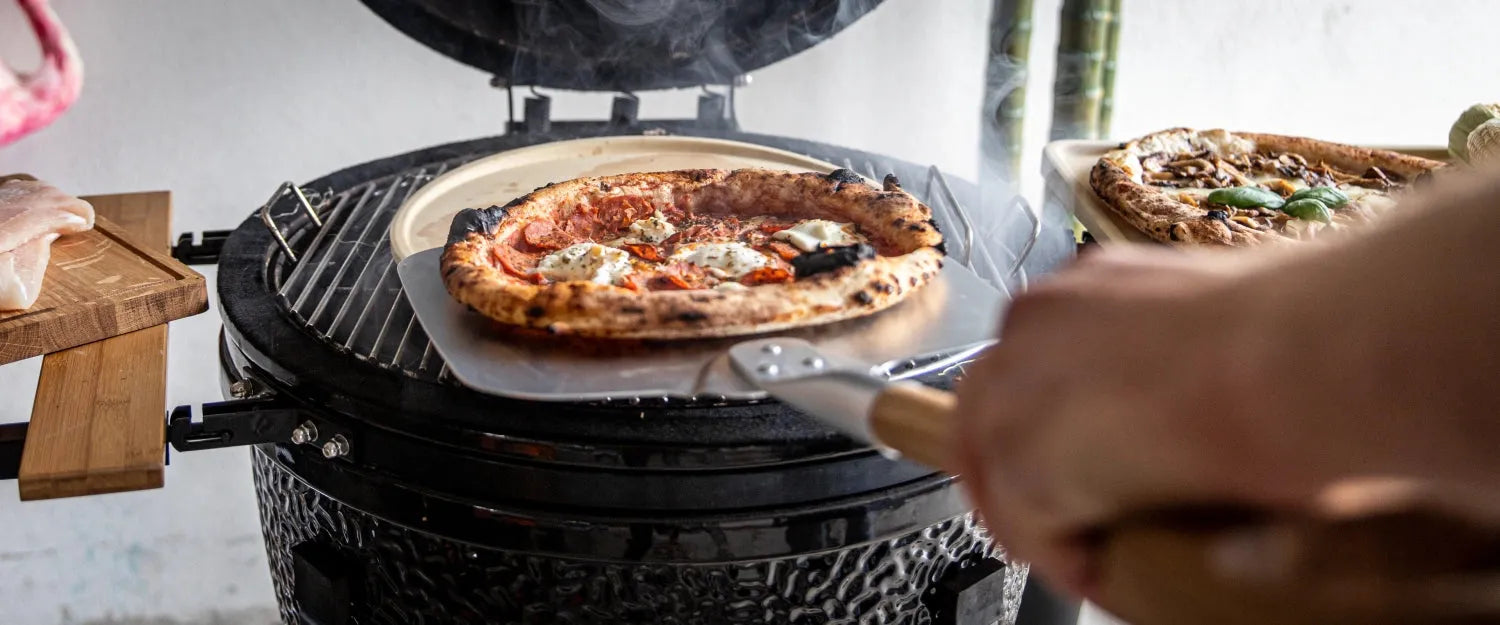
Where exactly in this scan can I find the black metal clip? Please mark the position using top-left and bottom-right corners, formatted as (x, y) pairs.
(172, 230), (232, 265)
(697, 86), (729, 129)
(927, 556), (1013, 625)
(610, 92), (640, 126)
(0, 422), (27, 481)
(168, 397), (305, 452)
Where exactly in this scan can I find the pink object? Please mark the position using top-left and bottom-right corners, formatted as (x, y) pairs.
(0, 0), (83, 146)
(0, 179), (94, 309)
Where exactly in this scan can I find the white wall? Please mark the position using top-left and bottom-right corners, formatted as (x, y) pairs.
(0, 1), (1494, 623)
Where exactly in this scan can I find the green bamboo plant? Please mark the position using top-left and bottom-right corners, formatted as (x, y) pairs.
(1050, 0), (1112, 141)
(1099, 0), (1122, 138)
(988, 0), (1034, 180)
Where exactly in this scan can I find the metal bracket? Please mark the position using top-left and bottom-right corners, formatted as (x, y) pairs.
(697, 86), (730, 129)
(610, 92), (640, 126)
(171, 229), (232, 265)
(506, 85), (553, 134)
(727, 338), (889, 446)
(259, 181), (325, 263)
(0, 422), (27, 481)
(167, 397), (305, 452)
(926, 556), (1013, 625)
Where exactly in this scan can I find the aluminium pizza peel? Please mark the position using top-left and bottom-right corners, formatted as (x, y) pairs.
(396, 247), (1004, 401)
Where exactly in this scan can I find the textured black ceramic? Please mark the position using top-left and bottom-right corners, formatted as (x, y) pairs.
(218, 127), (1035, 624)
(359, 0), (885, 91)
(253, 447), (1027, 625)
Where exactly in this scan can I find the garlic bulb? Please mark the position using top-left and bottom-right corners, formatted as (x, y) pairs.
(1449, 103), (1500, 162)
(1467, 119), (1500, 168)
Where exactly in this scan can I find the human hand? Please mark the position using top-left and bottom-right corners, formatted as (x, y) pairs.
(952, 173), (1500, 614)
(950, 243), (1335, 597)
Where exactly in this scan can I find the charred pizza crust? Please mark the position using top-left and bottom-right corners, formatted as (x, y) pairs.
(440, 168), (945, 339)
(1090, 128), (1445, 245)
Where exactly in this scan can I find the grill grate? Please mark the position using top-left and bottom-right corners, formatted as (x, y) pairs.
(267, 139), (1034, 395)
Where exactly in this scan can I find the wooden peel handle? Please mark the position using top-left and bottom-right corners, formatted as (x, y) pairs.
(866, 383), (1500, 625)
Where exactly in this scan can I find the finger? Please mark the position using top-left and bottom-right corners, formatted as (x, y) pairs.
(953, 347), (1095, 587)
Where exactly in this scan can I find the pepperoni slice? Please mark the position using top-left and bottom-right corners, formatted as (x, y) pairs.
(619, 273), (647, 292)
(523, 221), (575, 250)
(740, 267), (793, 286)
(679, 221), (735, 242)
(562, 211), (599, 240)
(598, 195), (654, 229)
(764, 240), (801, 261)
(490, 243), (542, 282)
(621, 243), (664, 262)
(646, 263), (709, 291)
(758, 221), (793, 234)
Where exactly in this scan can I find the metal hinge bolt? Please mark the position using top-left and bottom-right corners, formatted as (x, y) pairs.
(321, 434), (350, 459)
(289, 421), (319, 445)
(229, 379), (261, 399)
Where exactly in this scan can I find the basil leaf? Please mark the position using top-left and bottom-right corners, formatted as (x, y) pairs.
(1286, 186), (1351, 209)
(1206, 186), (1286, 210)
(1283, 198), (1333, 223)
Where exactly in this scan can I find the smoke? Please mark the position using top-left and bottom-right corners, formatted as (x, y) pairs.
(580, 0), (678, 28)
(501, 0), (884, 91)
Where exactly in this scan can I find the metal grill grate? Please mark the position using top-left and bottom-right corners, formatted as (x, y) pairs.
(266, 140), (1035, 393)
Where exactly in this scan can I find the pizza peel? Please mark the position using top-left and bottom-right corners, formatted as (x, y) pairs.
(728, 339), (1500, 625)
(396, 247), (1004, 401)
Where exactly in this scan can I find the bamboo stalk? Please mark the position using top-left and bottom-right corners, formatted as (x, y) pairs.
(1050, 0), (1111, 141)
(1098, 0), (1122, 138)
(983, 0), (1035, 181)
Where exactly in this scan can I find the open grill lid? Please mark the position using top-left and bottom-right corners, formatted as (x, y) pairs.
(358, 0), (885, 91)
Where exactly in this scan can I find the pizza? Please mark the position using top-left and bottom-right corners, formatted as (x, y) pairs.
(440, 168), (945, 339)
(1091, 128), (1446, 245)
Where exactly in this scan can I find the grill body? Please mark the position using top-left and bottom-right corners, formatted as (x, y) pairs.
(217, 127), (1030, 625)
(252, 447), (1024, 625)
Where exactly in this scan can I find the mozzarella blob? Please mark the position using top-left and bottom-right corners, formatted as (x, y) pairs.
(772, 219), (857, 252)
(536, 243), (633, 285)
(669, 242), (771, 278)
(625, 211), (677, 244)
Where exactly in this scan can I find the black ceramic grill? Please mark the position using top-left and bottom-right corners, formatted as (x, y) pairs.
(156, 2), (1067, 623)
(181, 124), (1034, 625)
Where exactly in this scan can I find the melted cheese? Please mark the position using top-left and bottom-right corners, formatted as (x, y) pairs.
(1283, 218), (1341, 240)
(624, 211), (677, 244)
(772, 219), (858, 252)
(536, 243), (633, 285)
(669, 242), (770, 278)
(714, 282), (749, 291)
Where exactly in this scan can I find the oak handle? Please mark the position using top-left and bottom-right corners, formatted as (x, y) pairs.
(869, 382), (956, 469)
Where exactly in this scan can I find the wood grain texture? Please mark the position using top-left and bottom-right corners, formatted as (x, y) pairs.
(0, 190), (207, 364)
(869, 382), (957, 470)
(18, 190), (177, 500)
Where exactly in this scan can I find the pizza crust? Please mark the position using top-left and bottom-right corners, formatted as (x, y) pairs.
(1090, 128), (1446, 246)
(440, 169), (945, 340)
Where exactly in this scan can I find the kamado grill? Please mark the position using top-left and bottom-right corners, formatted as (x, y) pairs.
(39, 1), (1068, 624)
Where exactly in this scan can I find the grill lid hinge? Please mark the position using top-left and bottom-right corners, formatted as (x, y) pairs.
(171, 229), (231, 265)
(168, 396), (307, 452)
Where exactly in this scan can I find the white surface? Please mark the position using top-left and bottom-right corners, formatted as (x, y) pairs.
(1, 0), (1498, 623)
(390, 135), (843, 258)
